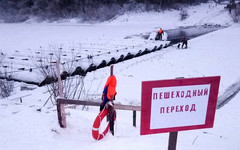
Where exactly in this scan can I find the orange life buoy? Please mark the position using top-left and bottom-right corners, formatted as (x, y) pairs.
(92, 109), (110, 140)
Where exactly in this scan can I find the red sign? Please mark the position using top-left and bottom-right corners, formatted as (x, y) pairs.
(140, 76), (220, 135)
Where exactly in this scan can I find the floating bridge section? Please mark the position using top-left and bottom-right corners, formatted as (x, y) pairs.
(0, 39), (170, 86)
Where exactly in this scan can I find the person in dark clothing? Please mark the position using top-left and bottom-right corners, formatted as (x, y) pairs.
(182, 37), (188, 49)
(155, 28), (164, 40)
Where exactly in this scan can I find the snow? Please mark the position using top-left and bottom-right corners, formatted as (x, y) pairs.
(1, 3), (240, 150)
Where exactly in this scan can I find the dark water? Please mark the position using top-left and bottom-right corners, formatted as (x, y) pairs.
(165, 24), (227, 45)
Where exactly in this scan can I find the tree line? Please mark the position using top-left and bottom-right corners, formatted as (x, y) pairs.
(0, 0), (208, 23)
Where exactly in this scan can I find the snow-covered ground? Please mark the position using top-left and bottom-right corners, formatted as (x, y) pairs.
(1, 3), (240, 150)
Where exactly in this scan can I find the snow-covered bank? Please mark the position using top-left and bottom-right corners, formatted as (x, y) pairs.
(1, 3), (240, 150)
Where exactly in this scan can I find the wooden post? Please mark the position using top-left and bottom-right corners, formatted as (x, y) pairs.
(56, 60), (66, 128)
(107, 65), (114, 122)
(110, 65), (113, 76)
(133, 110), (136, 127)
(168, 132), (178, 150)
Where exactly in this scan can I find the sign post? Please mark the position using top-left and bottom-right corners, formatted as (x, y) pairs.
(168, 132), (178, 150)
(140, 76), (220, 149)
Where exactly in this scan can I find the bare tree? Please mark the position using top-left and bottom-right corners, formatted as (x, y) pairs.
(0, 51), (14, 98)
(34, 45), (102, 108)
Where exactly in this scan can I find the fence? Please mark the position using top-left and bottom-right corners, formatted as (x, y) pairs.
(57, 98), (141, 127)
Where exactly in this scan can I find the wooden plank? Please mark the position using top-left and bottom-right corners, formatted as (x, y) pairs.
(114, 103), (141, 111)
(58, 98), (141, 111)
(58, 98), (100, 106)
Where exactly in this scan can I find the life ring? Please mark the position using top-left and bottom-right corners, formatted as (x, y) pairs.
(92, 109), (110, 140)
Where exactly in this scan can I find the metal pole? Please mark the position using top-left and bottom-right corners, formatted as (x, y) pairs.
(168, 132), (178, 150)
